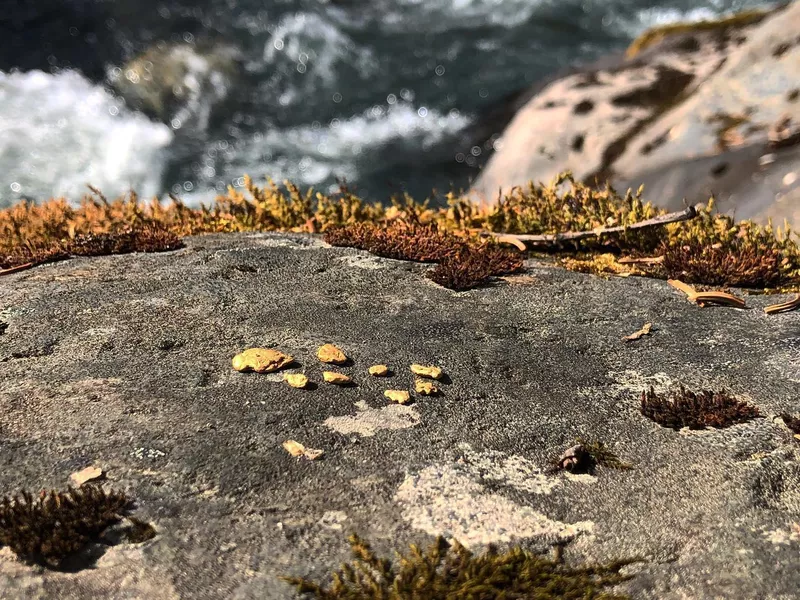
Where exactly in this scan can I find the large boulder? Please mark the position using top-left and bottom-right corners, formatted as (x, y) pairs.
(110, 42), (242, 132)
(1, 232), (799, 598)
(472, 3), (800, 228)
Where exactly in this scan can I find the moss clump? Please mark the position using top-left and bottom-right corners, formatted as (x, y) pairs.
(324, 222), (523, 290)
(2, 172), (799, 291)
(780, 414), (800, 435)
(427, 243), (524, 291)
(654, 200), (800, 290)
(578, 439), (634, 472)
(0, 485), (130, 569)
(0, 221), (184, 271)
(282, 534), (635, 600)
(625, 9), (770, 59)
(550, 439), (633, 475)
(323, 222), (465, 263)
(640, 386), (761, 431)
(124, 516), (157, 543)
(660, 237), (788, 288)
(482, 172), (665, 253)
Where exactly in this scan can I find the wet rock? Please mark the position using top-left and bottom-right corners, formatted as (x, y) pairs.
(110, 42), (241, 130)
(472, 4), (800, 228)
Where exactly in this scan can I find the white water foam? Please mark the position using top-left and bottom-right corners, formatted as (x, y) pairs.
(0, 69), (173, 205)
(326, 0), (543, 32)
(258, 11), (377, 106)
(218, 101), (471, 192)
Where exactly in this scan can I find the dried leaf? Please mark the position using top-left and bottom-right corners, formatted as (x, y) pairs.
(368, 364), (390, 377)
(317, 343), (348, 365)
(69, 466), (104, 487)
(765, 294), (800, 315)
(410, 364), (443, 380)
(285, 373), (310, 389)
(667, 279), (746, 308)
(624, 322), (652, 341)
(232, 348), (294, 373)
(385, 390), (411, 404)
(691, 291), (747, 308)
(323, 371), (352, 385)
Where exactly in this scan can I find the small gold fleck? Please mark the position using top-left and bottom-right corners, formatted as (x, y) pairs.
(410, 364), (443, 380)
(69, 466), (104, 487)
(317, 343), (348, 364)
(385, 390), (411, 404)
(323, 371), (351, 385)
(415, 379), (439, 396)
(232, 348), (293, 373)
(368, 364), (390, 377)
(282, 440), (325, 460)
(282, 440), (306, 457)
(285, 373), (310, 389)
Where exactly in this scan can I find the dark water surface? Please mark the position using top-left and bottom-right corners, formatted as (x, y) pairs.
(0, 0), (769, 206)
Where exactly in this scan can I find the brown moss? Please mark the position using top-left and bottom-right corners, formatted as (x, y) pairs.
(0, 224), (183, 271)
(651, 201), (800, 290)
(780, 414), (800, 435)
(2, 172), (799, 292)
(325, 222), (523, 290)
(0, 485), (130, 569)
(124, 517), (157, 543)
(282, 533), (635, 600)
(640, 385), (761, 430)
(660, 239), (786, 288)
(323, 222), (465, 263)
(426, 244), (524, 291)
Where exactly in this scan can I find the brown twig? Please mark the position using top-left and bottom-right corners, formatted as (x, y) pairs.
(478, 206), (697, 248)
(0, 262), (34, 277)
(618, 256), (665, 265)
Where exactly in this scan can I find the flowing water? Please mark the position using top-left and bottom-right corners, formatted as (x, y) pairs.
(0, 0), (770, 207)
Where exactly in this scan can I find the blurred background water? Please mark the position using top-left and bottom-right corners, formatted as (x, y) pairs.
(0, 0), (770, 207)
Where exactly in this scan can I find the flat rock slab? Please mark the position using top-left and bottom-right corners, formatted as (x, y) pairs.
(1, 232), (799, 599)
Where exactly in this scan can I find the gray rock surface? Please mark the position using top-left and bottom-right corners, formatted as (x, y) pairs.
(1, 232), (799, 599)
(472, 2), (800, 228)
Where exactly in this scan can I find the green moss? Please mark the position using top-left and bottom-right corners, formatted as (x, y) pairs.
(282, 534), (636, 599)
(577, 439), (634, 471)
(2, 172), (799, 291)
(625, 9), (770, 59)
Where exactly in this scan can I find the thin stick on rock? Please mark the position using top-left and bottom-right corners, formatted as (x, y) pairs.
(479, 206), (697, 248)
(0, 262), (34, 276)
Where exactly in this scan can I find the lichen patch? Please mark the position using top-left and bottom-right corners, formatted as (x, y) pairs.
(323, 401), (420, 437)
(394, 460), (593, 548)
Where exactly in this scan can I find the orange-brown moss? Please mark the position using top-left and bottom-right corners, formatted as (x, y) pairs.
(641, 386), (761, 430)
(2, 174), (799, 292)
